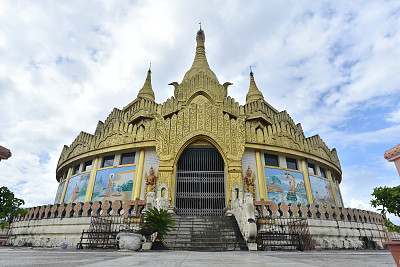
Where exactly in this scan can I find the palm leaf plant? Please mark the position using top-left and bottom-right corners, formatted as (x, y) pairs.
(143, 207), (175, 239)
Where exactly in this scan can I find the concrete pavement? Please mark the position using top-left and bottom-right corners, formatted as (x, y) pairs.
(0, 247), (395, 267)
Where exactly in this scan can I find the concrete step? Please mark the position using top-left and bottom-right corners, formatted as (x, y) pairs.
(164, 215), (248, 251)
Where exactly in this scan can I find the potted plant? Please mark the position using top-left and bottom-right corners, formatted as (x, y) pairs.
(143, 207), (175, 250)
(371, 185), (400, 267)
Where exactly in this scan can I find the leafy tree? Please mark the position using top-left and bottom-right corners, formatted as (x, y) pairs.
(371, 185), (400, 232)
(143, 207), (175, 239)
(0, 186), (27, 229)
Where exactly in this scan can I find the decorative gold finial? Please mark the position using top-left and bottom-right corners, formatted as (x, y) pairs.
(137, 68), (155, 101)
(246, 67), (264, 103)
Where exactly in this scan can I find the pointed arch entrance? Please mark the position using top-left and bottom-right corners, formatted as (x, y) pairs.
(175, 146), (225, 216)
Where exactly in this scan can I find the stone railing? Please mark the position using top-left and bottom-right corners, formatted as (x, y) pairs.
(15, 200), (385, 226)
(13, 200), (146, 223)
(253, 201), (385, 225)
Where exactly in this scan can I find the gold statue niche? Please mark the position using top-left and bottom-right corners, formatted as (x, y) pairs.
(144, 166), (158, 198)
(243, 165), (256, 199)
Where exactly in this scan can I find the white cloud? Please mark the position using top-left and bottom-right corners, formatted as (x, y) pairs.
(387, 106), (400, 123)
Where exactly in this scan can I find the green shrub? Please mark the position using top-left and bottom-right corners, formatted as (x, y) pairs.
(371, 185), (400, 232)
(0, 186), (27, 230)
(143, 207), (175, 239)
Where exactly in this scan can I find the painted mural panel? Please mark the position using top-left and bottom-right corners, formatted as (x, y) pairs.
(333, 183), (343, 207)
(309, 175), (335, 206)
(265, 167), (308, 205)
(91, 165), (136, 202)
(63, 172), (90, 204)
(54, 180), (65, 204)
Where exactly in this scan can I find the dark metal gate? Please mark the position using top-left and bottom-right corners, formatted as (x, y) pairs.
(257, 216), (313, 251)
(175, 148), (225, 216)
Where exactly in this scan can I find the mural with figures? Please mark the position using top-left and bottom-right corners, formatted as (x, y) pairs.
(333, 182), (343, 207)
(91, 165), (136, 202)
(54, 180), (65, 204)
(63, 172), (91, 204)
(265, 168), (308, 205)
(309, 175), (336, 206)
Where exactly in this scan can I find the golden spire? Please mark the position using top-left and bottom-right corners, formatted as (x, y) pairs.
(191, 27), (209, 69)
(246, 69), (264, 103)
(137, 67), (155, 101)
(181, 27), (218, 82)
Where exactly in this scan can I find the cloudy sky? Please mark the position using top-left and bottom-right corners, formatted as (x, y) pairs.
(0, 0), (399, 222)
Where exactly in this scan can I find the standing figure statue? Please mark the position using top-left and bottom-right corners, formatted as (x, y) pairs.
(243, 166), (256, 199)
(145, 166), (157, 198)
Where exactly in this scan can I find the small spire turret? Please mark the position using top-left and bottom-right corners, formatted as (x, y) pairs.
(246, 69), (264, 103)
(137, 67), (155, 101)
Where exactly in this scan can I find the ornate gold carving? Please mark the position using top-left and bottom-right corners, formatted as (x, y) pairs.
(57, 30), (343, 208)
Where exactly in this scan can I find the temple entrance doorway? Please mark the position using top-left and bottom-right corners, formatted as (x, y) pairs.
(175, 147), (225, 216)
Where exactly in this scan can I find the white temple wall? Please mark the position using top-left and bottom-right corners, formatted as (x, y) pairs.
(308, 219), (385, 249)
(7, 215), (385, 249)
(8, 217), (91, 247)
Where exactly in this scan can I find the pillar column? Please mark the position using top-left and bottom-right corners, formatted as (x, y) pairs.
(133, 149), (145, 200)
(255, 150), (267, 201)
(227, 163), (242, 205)
(157, 164), (174, 204)
(301, 159), (313, 204)
(328, 169), (344, 206)
(59, 167), (72, 204)
(84, 157), (99, 202)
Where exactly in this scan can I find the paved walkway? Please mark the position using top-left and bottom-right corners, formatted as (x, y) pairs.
(0, 247), (395, 267)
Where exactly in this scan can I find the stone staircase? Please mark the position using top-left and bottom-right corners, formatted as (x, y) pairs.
(163, 215), (248, 251)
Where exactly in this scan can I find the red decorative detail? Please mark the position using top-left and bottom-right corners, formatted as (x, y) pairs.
(326, 206), (334, 220)
(111, 200), (122, 215)
(65, 203), (75, 218)
(289, 203), (299, 217)
(385, 144), (400, 161)
(309, 204), (318, 219)
(50, 205), (59, 219)
(44, 205), (52, 219)
(101, 201), (112, 216)
(318, 205), (326, 219)
(334, 206), (341, 220)
(73, 202), (83, 217)
(57, 204), (66, 218)
(91, 201), (101, 216)
(122, 200), (134, 216)
(269, 202), (279, 217)
(82, 202), (92, 217)
(0, 146), (11, 161)
(28, 208), (34, 220)
(33, 207), (40, 220)
(299, 204), (308, 218)
(383, 241), (400, 267)
(384, 144), (400, 176)
(279, 202), (289, 218)
(39, 206), (45, 220)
